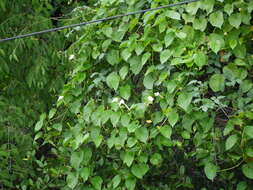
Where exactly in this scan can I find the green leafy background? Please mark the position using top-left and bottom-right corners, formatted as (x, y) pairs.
(1, 0), (253, 189)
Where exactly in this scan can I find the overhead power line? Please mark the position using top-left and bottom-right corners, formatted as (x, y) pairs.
(0, 0), (201, 43)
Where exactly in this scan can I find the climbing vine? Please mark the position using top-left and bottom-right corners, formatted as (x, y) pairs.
(20, 0), (253, 189)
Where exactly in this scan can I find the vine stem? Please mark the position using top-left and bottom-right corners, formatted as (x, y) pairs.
(218, 159), (244, 173)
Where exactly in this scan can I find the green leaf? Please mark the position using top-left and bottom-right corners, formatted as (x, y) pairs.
(110, 111), (121, 127)
(130, 56), (142, 75)
(229, 39), (237, 49)
(164, 32), (175, 47)
(112, 175), (121, 189)
(119, 66), (129, 80)
(167, 80), (177, 93)
(246, 148), (253, 157)
(160, 49), (172, 64)
(83, 147), (92, 165)
(52, 123), (62, 131)
(70, 151), (83, 169)
(166, 10), (181, 20)
(181, 130), (191, 139)
(93, 135), (103, 148)
(204, 163), (217, 180)
(135, 43), (145, 55)
(152, 43), (163, 52)
(143, 74), (155, 89)
(80, 167), (90, 182)
(106, 72), (120, 90)
(91, 176), (103, 190)
(123, 151), (135, 167)
(201, 0), (214, 14)
(67, 172), (79, 189)
(244, 126), (253, 139)
(236, 181), (247, 190)
(142, 52), (151, 66)
(176, 31), (187, 39)
(127, 137), (137, 148)
(193, 17), (207, 32)
(112, 30), (126, 42)
(177, 92), (193, 111)
(121, 49), (131, 61)
(48, 108), (56, 119)
(209, 74), (225, 92)
(106, 49), (120, 65)
(248, 1), (253, 13)
(194, 52), (208, 67)
(229, 13), (242, 28)
(160, 125), (172, 139)
(224, 4), (233, 16)
(225, 134), (238, 151)
(135, 127), (149, 143)
(209, 33), (225, 53)
(121, 114), (130, 127)
(167, 110), (179, 127)
(186, 1), (200, 15)
(127, 122), (138, 133)
(125, 178), (136, 190)
(120, 85), (131, 100)
(34, 120), (43, 132)
(102, 26), (113, 38)
(70, 100), (81, 114)
(209, 11), (224, 28)
(242, 163), (253, 179)
(150, 153), (162, 165)
(131, 163), (149, 179)
(233, 44), (246, 59)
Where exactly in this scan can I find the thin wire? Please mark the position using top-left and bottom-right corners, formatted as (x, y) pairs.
(0, 0), (201, 43)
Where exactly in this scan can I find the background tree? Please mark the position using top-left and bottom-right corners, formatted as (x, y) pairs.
(0, 0), (93, 189)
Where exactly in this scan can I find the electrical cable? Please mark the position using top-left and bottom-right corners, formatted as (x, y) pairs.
(0, 0), (201, 43)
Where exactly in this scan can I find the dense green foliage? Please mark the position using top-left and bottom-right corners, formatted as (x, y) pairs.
(0, 0), (88, 189)
(1, 0), (253, 189)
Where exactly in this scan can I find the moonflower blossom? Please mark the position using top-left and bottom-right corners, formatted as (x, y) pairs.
(154, 92), (160, 97)
(69, 54), (75, 60)
(58, 96), (64, 101)
(119, 99), (125, 105)
(148, 96), (154, 102)
(112, 97), (119, 103)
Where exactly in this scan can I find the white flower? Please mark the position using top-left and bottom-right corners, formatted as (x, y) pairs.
(69, 54), (75, 60)
(119, 99), (125, 105)
(154, 92), (160, 97)
(147, 96), (154, 102)
(112, 97), (119, 103)
(58, 96), (64, 101)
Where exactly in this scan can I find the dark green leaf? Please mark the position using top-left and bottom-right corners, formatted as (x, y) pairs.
(242, 163), (253, 179)
(177, 92), (193, 111)
(209, 74), (225, 92)
(106, 49), (120, 65)
(166, 10), (181, 20)
(209, 11), (224, 28)
(135, 127), (149, 143)
(160, 125), (172, 139)
(131, 163), (149, 179)
(225, 134), (238, 151)
(67, 172), (79, 189)
(160, 49), (172, 64)
(91, 176), (103, 190)
(244, 126), (253, 139)
(204, 163), (217, 180)
(229, 13), (242, 28)
(106, 72), (120, 90)
(112, 175), (121, 189)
